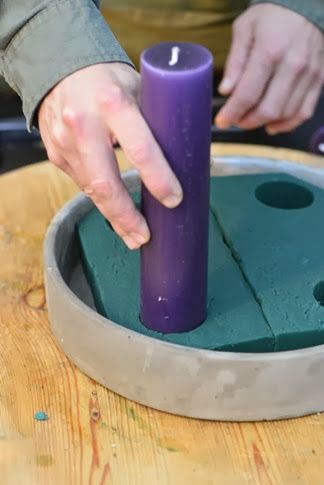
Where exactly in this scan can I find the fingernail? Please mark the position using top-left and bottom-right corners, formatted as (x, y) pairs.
(215, 115), (230, 129)
(123, 231), (150, 249)
(130, 231), (150, 245)
(123, 235), (140, 250)
(162, 191), (183, 209)
(218, 78), (234, 95)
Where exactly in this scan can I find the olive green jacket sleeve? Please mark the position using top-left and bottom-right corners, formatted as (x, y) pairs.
(249, 0), (324, 33)
(0, 1), (322, 131)
(0, 0), (133, 130)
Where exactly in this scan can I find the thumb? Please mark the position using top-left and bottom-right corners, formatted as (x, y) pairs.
(218, 16), (254, 96)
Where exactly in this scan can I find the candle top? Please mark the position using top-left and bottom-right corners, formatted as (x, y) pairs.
(141, 42), (213, 75)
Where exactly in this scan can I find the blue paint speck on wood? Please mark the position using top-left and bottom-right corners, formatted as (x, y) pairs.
(34, 411), (49, 421)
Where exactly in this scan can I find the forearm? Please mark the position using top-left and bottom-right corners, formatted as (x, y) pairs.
(249, 0), (324, 32)
(0, 0), (133, 129)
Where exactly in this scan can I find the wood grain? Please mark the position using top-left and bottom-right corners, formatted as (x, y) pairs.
(1, 145), (324, 485)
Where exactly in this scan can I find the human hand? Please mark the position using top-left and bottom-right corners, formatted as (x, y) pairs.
(39, 63), (182, 249)
(216, 4), (324, 134)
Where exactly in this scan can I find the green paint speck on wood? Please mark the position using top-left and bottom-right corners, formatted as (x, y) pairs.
(36, 454), (53, 467)
(34, 411), (49, 421)
(126, 407), (136, 421)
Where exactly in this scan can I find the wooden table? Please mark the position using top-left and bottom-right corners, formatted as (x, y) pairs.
(1, 144), (324, 485)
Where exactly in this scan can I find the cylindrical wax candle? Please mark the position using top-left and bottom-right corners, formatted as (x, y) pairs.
(310, 126), (324, 155)
(140, 42), (213, 333)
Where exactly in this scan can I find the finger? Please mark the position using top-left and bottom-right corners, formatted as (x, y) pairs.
(64, 111), (150, 249)
(100, 87), (183, 208)
(266, 80), (323, 134)
(236, 56), (308, 129)
(265, 117), (301, 134)
(39, 119), (75, 180)
(216, 43), (274, 129)
(218, 17), (254, 96)
(39, 102), (77, 178)
(282, 55), (323, 119)
(281, 73), (314, 120)
(83, 156), (150, 249)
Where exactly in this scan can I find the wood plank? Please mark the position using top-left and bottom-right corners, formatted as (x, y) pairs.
(0, 145), (324, 484)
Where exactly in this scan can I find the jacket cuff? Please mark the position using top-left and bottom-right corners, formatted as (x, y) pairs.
(1, 0), (134, 130)
(249, 0), (324, 33)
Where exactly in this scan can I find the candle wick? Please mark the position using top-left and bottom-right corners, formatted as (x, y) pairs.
(168, 46), (181, 66)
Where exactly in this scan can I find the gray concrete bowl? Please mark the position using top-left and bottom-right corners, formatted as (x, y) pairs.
(44, 156), (324, 421)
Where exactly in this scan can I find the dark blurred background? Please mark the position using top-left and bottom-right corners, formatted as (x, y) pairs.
(0, 77), (323, 175)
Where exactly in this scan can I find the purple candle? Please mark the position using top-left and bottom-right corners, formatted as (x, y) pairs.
(140, 42), (213, 333)
(310, 126), (324, 155)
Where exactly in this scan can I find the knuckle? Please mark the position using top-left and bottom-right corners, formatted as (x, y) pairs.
(286, 56), (307, 75)
(127, 141), (151, 167)
(309, 64), (322, 80)
(258, 105), (277, 122)
(151, 179), (173, 199)
(264, 46), (284, 64)
(84, 179), (116, 202)
(235, 93), (256, 110)
(62, 107), (83, 131)
(284, 106), (295, 119)
(114, 206), (140, 232)
(52, 124), (68, 149)
(100, 84), (127, 112)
